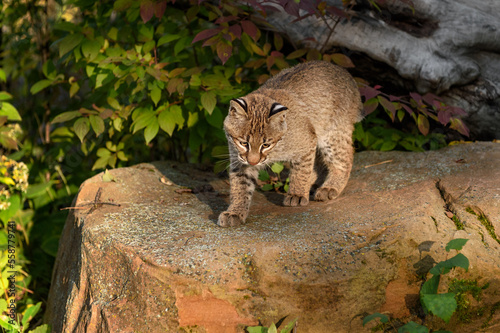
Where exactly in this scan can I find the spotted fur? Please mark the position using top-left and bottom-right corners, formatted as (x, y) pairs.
(218, 61), (363, 227)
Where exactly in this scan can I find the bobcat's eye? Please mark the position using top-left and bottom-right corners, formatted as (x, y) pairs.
(261, 143), (271, 149)
(239, 141), (249, 148)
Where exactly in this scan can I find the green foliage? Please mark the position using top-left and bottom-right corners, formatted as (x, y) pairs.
(258, 162), (289, 193)
(247, 317), (297, 333)
(354, 110), (447, 152)
(364, 239), (475, 331)
(1, 0), (471, 331)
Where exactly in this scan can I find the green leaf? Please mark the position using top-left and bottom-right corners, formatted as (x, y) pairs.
(132, 109), (156, 133)
(102, 169), (116, 182)
(0, 92), (12, 101)
(93, 156), (110, 170)
(187, 111), (199, 128)
(52, 111), (81, 123)
(26, 181), (55, 199)
(421, 274), (440, 295)
(397, 321), (429, 333)
(330, 53), (354, 68)
(362, 313), (389, 326)
(89, 115), (105, 137)
(0, 102), (22, 121)
(158, 34), (181, 46)
(95, 73), (109, 88)
(107, 97), (121, 110)
(280, 318), (297, 333)
(41, 235), (60, 257)
(261, 184), (274, 191)
(0, 194), (21, 223)
(69, 81), (80, 98)
(150, 85), (162, 106)
(0, 299), (6, 313)
(421, 293), (457, 322)
(380, 141), (397, 151)
(81, 39), (101, 61)
(158, 110), (175, 136)
(258, 170), (270, 181)
(445, 238), (468, 252)
(144, 119), (159, 144)
(74, 117), (90, 142)
(22, 302), (42, 328)
(271, 162), (284, 174)
(246, 327), (267, 333)
(429, 253), (469, 275)
(201, 91), (217, 114)
(0, 69), (6, 82)
(59, 33), (84, 57)
(268, 323), (277, 333)
(286, 48), (308, 60)
(28, 324), (52, 333)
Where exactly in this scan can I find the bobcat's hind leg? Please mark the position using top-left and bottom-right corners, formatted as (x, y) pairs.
(314, 132), (354, 201)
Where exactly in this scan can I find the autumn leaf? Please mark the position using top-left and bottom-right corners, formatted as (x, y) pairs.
(140, 0), (155, 23)
(241, 20), (258, 41)
(330, 53), (355, 68)
(417, 114), (430, 135)
(192, 28), (221, 44)
(216, 40), (232, 64)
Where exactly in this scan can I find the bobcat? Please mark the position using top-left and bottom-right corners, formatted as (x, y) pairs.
(218, 61), (363, 227)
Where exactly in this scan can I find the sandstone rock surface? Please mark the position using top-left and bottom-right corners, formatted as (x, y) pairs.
(46, 142), (500, 332)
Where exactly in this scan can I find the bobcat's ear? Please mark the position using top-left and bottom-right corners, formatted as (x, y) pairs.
(269, 102), (288, 117)
(230, 98), (248, 116)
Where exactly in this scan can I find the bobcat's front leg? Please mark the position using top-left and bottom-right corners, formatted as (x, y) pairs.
(218, 165), (258, 227)
(283, 149), (315, 207)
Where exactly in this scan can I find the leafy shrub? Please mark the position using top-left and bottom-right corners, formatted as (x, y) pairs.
(1, 0), (471, 331)
(363, 239), (474, 332)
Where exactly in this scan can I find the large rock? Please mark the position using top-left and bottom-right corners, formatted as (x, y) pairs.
(45, 142), (500, 332)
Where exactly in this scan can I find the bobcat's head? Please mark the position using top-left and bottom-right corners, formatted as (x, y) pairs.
(224, 94), (287, 166)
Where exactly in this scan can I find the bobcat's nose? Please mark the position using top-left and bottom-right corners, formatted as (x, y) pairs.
(247, 152), (260, 165)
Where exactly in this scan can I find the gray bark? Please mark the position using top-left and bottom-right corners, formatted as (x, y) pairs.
(265, 0), (500, 139)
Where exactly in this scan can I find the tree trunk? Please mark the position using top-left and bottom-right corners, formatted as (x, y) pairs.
(265, 0), (500, 139)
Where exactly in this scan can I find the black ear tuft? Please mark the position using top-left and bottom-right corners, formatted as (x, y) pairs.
(232, 98), (247, 112)
(269, 102), (288, 117)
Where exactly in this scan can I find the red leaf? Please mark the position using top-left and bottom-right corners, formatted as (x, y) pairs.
(359, 86), (381, 101)
(202, 35), (220, 47)
(450, 118), (470, 137)
(417, 114), (430, 136)
(155, 1), (167, 19)
(410, 92), (422, 104)
(228, 24), (242, 39)
(437, 108), (451, 125)
(270, 51), (283, 58)
(216, 40), (232, 64)
(140, 0), (155, 23)
(326, 5), (347, 18)
(401, 104), (414, 115)
(449, 106), (467, 116)
(378, 96), (397, 120)
(363, 98), (379, 115)
(422, 92), (441, 106)
(192, 28), (221, 44)
(241, 20), (258, 41)
(215, 16), (239, 24)
(283, 0), (300, 17)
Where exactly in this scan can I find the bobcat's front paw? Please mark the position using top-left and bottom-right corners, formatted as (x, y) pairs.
(314, 187), (339, 201)
(218, 211), (245, 227)
(283, 194), (309, 207)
